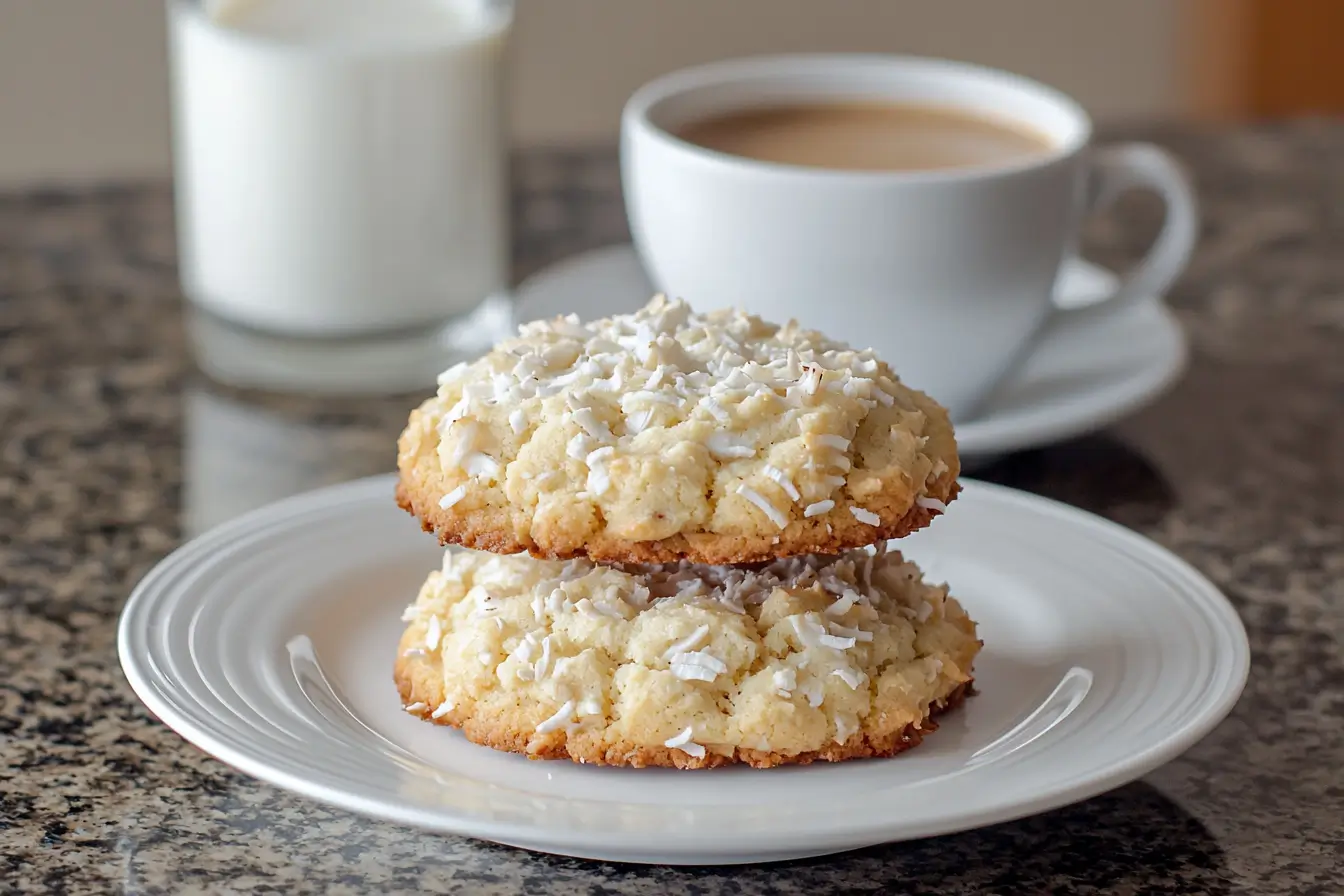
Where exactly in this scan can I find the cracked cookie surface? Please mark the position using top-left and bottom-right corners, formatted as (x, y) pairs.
(397, 296), (959, 564)
(394, 545), (979, 768)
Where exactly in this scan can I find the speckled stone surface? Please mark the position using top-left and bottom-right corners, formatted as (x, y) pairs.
(1, 130), (1341, 894)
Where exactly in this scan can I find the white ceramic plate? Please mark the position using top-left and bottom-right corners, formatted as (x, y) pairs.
(119, 475), (1247, 865)
(515, 245), (1188, 465)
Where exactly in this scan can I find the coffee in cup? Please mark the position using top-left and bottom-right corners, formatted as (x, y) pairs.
(675, 101), (1054, 173)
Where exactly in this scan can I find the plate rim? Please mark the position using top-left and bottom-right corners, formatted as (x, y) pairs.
(119, 474), (1249, 863)
(513, 243), (1188, 460)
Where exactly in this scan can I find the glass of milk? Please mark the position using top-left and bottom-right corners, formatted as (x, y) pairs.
(168, 0), (513, 394)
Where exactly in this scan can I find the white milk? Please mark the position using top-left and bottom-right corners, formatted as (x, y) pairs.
(169, 0), (511, 336)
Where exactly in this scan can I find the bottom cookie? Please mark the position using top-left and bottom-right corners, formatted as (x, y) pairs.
(395, 546), (980, 769)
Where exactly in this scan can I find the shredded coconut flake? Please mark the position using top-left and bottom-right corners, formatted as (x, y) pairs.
(763, 465), (801, 501)
(571, 407), (614, 442)
(831, 667), (864, 689)
(804, 499), (835, 518)
(534, 636), (553, 680)
(789, 614), (826, 648)
(622, 389), (680, 408)
(463, 452), (500, 479)
(438, 484), (468, 509)
(703, 398), (731, 422)
(800, 678), (824, 708)
(708, 432), (756, 459)
(825, 590), (861, 616)
(819, 633), (857, 650)
(566, 432), (592, 460)
(813, 433), (851, 451)
(446, 419), (479, 465)
(834, 711), (859, 744)
(626, 408), (655, 434)
(436, 361), (470, 386)
(535, 700), (575, 734)
(800, 365), (822, 395)
(662, 625), (710, 661)
(431, 701), (454, 719)
(663, 726), (706, 758)
(545, 587), (566, 615)
(669, 650), (728, 682)
(736, 484), (788, 529)
(850, 506), (881, 526)
(508, 407), (527, 434)
(424, 615), (443, 651)
(586, 446), (615, 465)
(512, 637), (536, 665)
(584, 445), (615, 497)
(916, 495), (949, 513)
(403, 702), (428, 713)
(547, 313), (589, 339)
(550, 654), (575, 679)
(828, 622), (873, 642)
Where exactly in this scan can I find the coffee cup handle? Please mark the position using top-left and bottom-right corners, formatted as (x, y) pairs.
(1054, 143), (1199, 319)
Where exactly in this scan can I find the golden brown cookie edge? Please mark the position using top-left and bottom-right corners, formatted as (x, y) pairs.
(396, 459), (960, 565)
(393, 627), (974, 771)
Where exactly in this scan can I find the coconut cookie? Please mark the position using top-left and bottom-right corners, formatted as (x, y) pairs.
(394, 544), (979, 769)
(397, 295), (959, 564)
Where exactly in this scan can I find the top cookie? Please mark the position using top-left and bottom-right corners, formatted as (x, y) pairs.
(397, 296), (958, 564)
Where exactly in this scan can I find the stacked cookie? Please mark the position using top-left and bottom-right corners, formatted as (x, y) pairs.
(394, 296), (979, 768)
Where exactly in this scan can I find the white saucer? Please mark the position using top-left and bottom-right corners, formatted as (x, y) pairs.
(119, 475), (1247, 865)
(515, 245), (1188, 464)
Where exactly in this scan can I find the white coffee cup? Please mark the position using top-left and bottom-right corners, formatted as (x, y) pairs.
(621, 55), (1197, 421)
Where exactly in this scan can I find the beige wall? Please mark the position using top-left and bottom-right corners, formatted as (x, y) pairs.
(0, 0), (1189, 185)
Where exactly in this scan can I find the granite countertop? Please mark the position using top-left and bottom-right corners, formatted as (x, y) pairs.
(1, 127), (1341, 894)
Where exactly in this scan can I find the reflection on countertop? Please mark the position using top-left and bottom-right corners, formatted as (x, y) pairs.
(182, 380), (409, 536)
